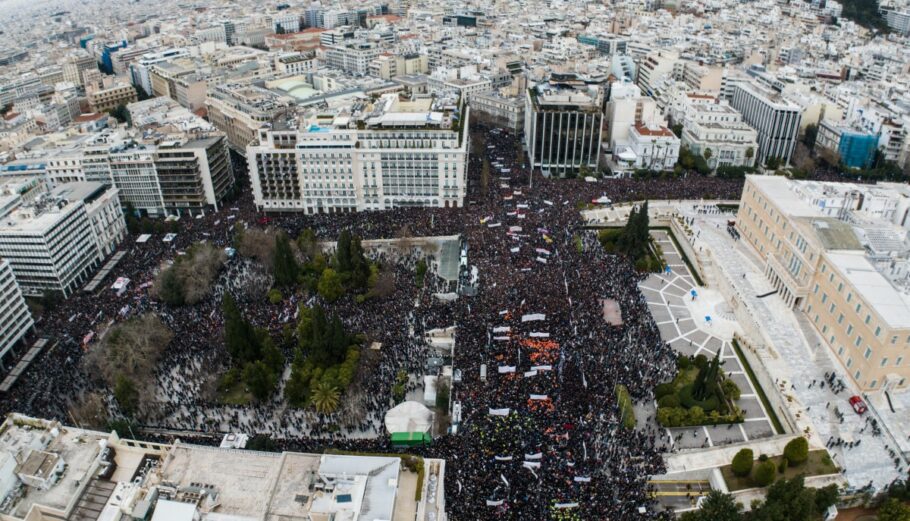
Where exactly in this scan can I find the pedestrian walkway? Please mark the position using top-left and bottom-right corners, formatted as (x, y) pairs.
(639, 231), (776, 449)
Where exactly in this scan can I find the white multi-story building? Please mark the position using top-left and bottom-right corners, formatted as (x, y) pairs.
(623, 124), (681, 171)
(0, 258), (33, 367)
(272, 13), (302, 33)
(323, 42), (382, 76)
(730, 81), (802, 166)
(0, 182), (125, 297)
(681, 102), (759, 169)
(248, 93), (469, 213)
(129, 48), (190, 96)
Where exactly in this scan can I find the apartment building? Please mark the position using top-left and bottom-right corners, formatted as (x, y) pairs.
(524, 74), (604, 177)
(0, 258), (33, 367)
(248, 93), (469, 213)
(815, 119), (879, 169)
(737, 175), (910, 392)
(681, 102), (759, 169)
(323, 41), (382, 76)
(87, 83), (138, 113)
(470, 92), (525, 130)
(730, 81), (802, 166)
(637, 50), (679, 97)
(206, 84), (295, 153)
(0, 182), (125, 297)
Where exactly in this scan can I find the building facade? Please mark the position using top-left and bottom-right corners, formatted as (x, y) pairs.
(0, 183), (125, 297)
(248, 94), (469, 213)
(524, 76), (604, 177)
(730, 82), (802, 166)
(0, 259), (34, 367)
(737, 175), (910, 392)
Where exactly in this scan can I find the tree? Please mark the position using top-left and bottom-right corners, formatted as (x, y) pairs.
(311, 381), (340, 414)
(783, 437), (809, 466)
(317, 268), (344, 302)
(243, 360), (277, 401)
(335, 230), (353, 273)
(108, 104), (131, 127)
(415, 259), (428, 287)
(746, 147), (755, 161)
(878, 498), (910, 521)
(731, 448), (754, 477)
(680, 490), (741, 521)
(223, 293), (263, 365)
(275, 23), (286, 34)
(750, 476), (827, 521)
(113, 375), (140, 416)
(703, 148), (713, 162)
(671, 123), (683, 138)
(436, 380), (450, 412)
(481, 158), (491, 196)
(803, 124), (818, 149)
(752, 459), (777, 487)
(246, 434), (277, 451)
(272, 232), (299, 287)
(268, 288), (283, 304)
(158, 267), (185, 306)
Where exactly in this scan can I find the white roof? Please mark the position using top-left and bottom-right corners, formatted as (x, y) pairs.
(151, 499), (197, 521)
(826, 251), (910, 328)
(384, 400), (433, 434)
(749, 175), (821, 218)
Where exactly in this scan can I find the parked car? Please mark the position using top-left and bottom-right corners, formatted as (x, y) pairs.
(849, 395), (867, 415)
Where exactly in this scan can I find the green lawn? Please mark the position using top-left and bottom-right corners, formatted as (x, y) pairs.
(219, 380), (253, 406)
(720, 450), (839, 491)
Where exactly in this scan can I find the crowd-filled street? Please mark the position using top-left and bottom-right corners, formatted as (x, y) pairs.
(0, 124), (746, 520)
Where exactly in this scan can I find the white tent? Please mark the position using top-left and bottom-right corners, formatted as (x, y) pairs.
(384, 401), (434, 434)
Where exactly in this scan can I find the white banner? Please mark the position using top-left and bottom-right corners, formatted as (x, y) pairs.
(554, 503), (579, 509)
(535, 248), (551, 255)
(488, 222), (502, 228)
(529, 394), (548, 400)
(510, 247), (520, 253)
(536, 257), (548, 264)
(529, 332), (550, 338)
(544, 200), (554, 206)
(522, 313), (546, 322)
(486, 500), (504, 507)
(501, 474), (510, 487)
(517, 204), (529, 209)
(573, 477), (592, 483)
(494, 456), (513, 461)
(509, 226), (522, 232)
(531, 365), (552, 371)
(525, 453), (543, 460)
(497, 366), (516, 374)
(522, 461), (541, 468)
(523, 370), (538, 377)
(494, 336), (510, 341)
(493, 326), (511, 333)
(499, 310), (509, 315)
(489, 408), (511, 416)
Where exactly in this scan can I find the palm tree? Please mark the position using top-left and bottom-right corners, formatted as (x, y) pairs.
(311, 381), (340, 414)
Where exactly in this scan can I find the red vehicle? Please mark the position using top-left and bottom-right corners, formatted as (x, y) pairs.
(257, 216), (272, 225)
(849, 395), (867, 415)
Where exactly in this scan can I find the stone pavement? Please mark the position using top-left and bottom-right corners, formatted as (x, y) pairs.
(638, 230), (777, 450)
(684, 205), (905, 491)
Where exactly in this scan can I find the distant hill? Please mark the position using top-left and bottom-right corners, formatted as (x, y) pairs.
(837, 0), (890, 31)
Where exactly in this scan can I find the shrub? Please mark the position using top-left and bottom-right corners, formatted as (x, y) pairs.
(784, 437), (809, 466)
(694, 354), (708, 369)
(658, 394), (680, 408)
(758, 454), (769, 462)
(655, 382), (675, 399)
(778, 457), (788, 474)
(752, 460), (777, 487)
(679, 383), (720, 412)
(731, 448), (754, 477)
(722, 379), (741, 400)
(267, 288), (283, 304)
(677, 354), (691, 369)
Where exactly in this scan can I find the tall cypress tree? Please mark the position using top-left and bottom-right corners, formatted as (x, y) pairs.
(223, 293), (261, 365)
(336, 230), (353, 273)
(273, 232), (299, 287)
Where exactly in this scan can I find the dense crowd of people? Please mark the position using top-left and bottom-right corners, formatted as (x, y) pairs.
(0, 122), (746, 519)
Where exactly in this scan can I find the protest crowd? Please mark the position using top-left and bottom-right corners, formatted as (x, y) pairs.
(0, 122), (745, 519)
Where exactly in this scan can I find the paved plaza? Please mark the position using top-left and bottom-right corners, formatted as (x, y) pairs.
(638, 230), (778, 450)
